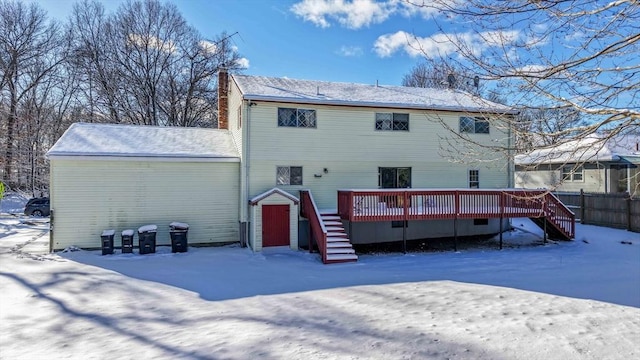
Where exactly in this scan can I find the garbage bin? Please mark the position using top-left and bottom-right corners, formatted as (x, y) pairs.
(121, 229), (134, 254)
(101, 229), (115, 255)
(169, 222), (189, 253)
(138, 225), (157, 255)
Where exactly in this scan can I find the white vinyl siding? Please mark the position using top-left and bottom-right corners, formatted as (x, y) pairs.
(246, 102), (511, 209)
(49, 159), (239, 250)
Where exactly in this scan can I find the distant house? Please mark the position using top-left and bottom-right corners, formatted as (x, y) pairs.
(515, 134), (640, 193)
(48, 71), (573, 262)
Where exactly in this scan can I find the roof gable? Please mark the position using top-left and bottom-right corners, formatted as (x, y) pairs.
(232, 74), (516, 114)
(47, 123), (240, 159)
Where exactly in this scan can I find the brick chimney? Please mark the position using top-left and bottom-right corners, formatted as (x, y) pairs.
(218, 68), (229, 129)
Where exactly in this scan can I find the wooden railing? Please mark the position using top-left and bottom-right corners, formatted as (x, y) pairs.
(337, 189), (575, 239)
(300, 190), (328, 263)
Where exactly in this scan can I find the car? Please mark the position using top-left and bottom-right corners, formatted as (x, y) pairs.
(24, 197), (50, 217)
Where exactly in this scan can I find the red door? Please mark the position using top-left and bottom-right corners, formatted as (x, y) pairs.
(262, 205), (290, 247)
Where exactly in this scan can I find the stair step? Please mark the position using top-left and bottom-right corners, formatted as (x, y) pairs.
(323, 221), (343, 226)
(327, 236), (350, 242)
(321, 215), (341, 221)
(325, 226), (344, 232)
(327, 232), (348, 238)
(319, 210), (338, 215)
(326, 253), (358, 261)
(327, 248), (355, 254)
(326, 242), (352, 248)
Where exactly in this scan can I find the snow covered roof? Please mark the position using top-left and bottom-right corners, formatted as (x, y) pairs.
(250, 188), (299, 205)
(47, 123), (240, 160)
(515, 134), (640, 165)
(232, 75), (517, 115)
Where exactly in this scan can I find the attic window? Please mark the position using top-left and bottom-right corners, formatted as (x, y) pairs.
(460, 117), (490, 134)
(376, 113), (409, 131)
(278, 108), (316, 128)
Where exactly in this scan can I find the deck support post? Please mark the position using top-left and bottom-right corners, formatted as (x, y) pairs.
(499, 215), (503, 250)
(402, 220), (407, 254)
(543, 217), (548, 244)
(453, 217), (458, 252)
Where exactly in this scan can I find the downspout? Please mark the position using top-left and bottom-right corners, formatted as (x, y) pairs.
(244, 99), (252, 249)
(507, 115), (513, 188)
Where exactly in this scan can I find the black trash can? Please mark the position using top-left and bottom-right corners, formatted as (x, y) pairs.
(121, 229), (134, 254)
(169, 222), (189, 253)
(138, 225), (157, 255)
(101, 229), (115, 255)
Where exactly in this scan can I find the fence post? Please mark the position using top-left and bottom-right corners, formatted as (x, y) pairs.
(580, 189), (585, 224)
(627, 197), (632, 231)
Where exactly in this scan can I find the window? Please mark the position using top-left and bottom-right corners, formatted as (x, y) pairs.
(460, 117), (490, 134)
(276, 166), (303, 185)
(278, 108), (316, 128)
(473, 218), (489, 226)
(379, 167), (411, 188)
(469, 170), (479, 188)
(562, 165), (583, 182)
(376, 113), (409, 131)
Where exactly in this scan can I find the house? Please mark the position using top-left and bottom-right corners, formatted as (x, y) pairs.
(48, 71), (573, 262)
(515, 134), (640, 194)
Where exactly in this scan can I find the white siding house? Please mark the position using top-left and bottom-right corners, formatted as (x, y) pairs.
(47, 72), (519, 255)
(515, 134), (640, 193)
(47, 123), (240, 251)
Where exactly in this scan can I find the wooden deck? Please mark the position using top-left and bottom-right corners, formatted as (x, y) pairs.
(302, 189), (575, 264)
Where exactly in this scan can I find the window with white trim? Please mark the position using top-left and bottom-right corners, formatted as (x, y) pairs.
(278, 108), (316, 128)
(276, 166), (303, 185)
(469, 169), (479, 188)
(375, 113), (409, 131)
(460, 116), (490, 134)
(562, 165), (583, 182)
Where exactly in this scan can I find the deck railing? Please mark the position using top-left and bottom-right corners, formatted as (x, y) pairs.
(337, 189), (575, 239)
(300, 190), (328, 263)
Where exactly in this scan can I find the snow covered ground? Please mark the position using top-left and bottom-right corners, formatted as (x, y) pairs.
(0, 204), (638, 359)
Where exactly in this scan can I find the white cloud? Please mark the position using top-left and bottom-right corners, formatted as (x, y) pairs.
(199, 40), (218, 54)
(290, 0), (442, 29)
(337, 45), (363, 57)
(374, 30), (521, 58)
(128, 34), (176, 53)
(236, 57), (250, 69)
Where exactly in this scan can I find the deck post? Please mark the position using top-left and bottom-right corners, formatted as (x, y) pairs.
(499, 215), (503, 250)
(454, 190), (459, 252)
(402, 220), (407, 254)
(543, 217), (548, 244)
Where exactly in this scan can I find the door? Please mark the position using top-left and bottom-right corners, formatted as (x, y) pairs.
(262, 205), (290, 247)
(379, 167), (412, 207)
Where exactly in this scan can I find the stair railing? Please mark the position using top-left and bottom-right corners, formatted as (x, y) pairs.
(300, 190), (328, 263)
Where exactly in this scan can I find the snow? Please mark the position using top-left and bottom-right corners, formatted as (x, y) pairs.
(101, 229), (115, 237)
(121, 229), (134, 236)
(515, 133), (640, 165)
(233, 74), (517, 114)
(0, 191), (28, 214)
(47, 122), (240, 160)
(1, 214), (639, 359)
(138, 224), (158, 233)
(169, 221), (189, 230)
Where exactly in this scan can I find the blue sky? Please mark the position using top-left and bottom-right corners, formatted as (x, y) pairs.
(39, 0), (450, 86)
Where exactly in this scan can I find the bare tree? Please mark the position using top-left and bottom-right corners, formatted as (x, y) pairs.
(0, 0), (65, 188)
(402, 60), (481, 93)
(407, 0), (639, 194)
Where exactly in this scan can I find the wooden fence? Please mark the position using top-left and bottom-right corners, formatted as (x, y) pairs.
(554, 191), (640, 232)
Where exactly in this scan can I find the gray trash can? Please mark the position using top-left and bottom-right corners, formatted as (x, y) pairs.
(101, 229), (115, 255)
(138, 225), (157, 255)
(121, 229), (134, 254)
(169, 222), (189, 253)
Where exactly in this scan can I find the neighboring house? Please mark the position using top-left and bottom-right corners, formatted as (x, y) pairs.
(50, 70), (547, 261)
(515, 134), (640, 194)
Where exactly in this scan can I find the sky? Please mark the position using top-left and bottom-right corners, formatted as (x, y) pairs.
(37, 0), (455, 86)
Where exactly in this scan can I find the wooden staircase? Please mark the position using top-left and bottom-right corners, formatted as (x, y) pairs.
(319, 211), (358, 263)
(300, 190), (358, 264)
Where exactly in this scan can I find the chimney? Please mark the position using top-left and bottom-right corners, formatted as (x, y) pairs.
(218, 68), (229, 129)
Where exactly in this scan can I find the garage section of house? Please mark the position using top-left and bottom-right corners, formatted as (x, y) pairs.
(47, 123), (240, 251)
